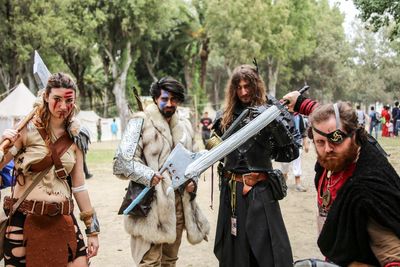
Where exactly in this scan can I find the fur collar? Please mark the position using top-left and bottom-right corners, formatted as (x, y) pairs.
(144, 103), (185, 148)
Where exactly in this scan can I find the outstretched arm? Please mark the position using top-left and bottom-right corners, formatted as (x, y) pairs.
(71, 146), (99, 259)
(282, 91), (318, 116)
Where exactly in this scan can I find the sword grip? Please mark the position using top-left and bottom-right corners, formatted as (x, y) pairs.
(298, 85), (310, 95)
(123, 186), (151, 215)
(281, 85), (310, 106)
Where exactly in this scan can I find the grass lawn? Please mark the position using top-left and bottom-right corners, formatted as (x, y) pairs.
(86, 140), (119, 165)
(86, 137), (399, 171)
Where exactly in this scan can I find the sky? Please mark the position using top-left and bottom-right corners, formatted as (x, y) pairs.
(329, 0), (360, 38)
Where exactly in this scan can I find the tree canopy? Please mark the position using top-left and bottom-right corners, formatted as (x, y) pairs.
(1, 0), (399, 129)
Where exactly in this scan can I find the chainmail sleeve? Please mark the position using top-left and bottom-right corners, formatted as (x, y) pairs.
(113, 117), (154, 187)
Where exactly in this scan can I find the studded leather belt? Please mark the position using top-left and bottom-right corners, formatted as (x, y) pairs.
(4, 196), (74, 216)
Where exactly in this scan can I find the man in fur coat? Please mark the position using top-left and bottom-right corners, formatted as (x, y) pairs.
(113, 77), (210, 266)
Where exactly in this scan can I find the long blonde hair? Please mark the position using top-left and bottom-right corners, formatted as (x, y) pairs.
(221, 65), (268, 131)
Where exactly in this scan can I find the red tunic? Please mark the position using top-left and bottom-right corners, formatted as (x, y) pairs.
(317, 163), (357, 214)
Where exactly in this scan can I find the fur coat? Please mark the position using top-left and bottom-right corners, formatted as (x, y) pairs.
(118, 103), (209, 264)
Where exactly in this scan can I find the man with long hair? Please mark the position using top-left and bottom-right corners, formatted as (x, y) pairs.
(210, 65), (299, 267)
(284, 91), (400, 267)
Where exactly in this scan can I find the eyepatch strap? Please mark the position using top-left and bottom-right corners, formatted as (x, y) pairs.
(333, 103), (340, 129)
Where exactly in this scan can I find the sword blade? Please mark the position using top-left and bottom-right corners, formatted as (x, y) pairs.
(185, 105), (281, 179)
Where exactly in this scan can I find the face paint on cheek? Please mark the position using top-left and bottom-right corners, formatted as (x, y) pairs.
(159, 90), (170, 110)
(53, 100), (59, 112)
(64, 90), (75, 117)
(66, 103), (73, 113)
(159, 100), (167, 110)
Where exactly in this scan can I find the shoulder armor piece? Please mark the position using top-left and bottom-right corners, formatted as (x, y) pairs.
(115, 117), (144, 161)
(67, 118), (91, 154)
(74, 126), (91, 154)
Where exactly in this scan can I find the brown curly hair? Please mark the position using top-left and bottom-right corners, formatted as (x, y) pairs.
(221, 65), (268, 131)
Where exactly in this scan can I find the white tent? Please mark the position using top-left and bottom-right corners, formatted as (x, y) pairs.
(0, 82), (36, 133)
(77, 110), (121, 142)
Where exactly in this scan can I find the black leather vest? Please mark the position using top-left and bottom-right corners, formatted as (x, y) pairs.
(224, 126), (273, 173)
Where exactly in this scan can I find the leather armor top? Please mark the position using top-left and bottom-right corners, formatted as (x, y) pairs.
(212, 99), (299, 174)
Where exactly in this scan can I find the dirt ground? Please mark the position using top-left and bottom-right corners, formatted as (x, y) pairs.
(2, 137), (398, 266)
(85, 140), (323, 267)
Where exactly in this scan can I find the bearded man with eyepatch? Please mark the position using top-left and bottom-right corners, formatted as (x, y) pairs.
(283, 91), (400, 267)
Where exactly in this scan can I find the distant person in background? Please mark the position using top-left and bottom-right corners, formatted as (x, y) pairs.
(387, 119), (394, 137)
(111, 118), (118, 140)
(381, 105), (391, 137)
(280, 112), (310, 192)
(392, 101), (399, 136)
(368, 106), (379, 139)
(199, 111), (213, 146)
(356, 105), (366, 127)
(97, 118), (102, 142)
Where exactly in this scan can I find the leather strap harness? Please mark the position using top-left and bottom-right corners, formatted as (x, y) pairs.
(29, 127), (73, 179)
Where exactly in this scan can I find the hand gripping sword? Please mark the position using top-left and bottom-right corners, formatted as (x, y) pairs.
(0, 51), (50, 161)
(123, 85), (309, 214)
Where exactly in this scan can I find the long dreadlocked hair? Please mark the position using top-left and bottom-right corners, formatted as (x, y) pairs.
(35, 72), (78, 147)
(221, 64), (268, 131)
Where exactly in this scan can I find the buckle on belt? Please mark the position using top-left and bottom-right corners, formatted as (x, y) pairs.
(241, 173), (253, 186)
(48, 203), (60, 216)
(55, 168), (68, 179)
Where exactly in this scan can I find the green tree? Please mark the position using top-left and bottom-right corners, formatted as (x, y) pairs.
(349, 23), (399, 105)
(353, 0), (400, 39)
(0, 0), (60, 91)
(50, 0), (99, 109)
(281, 0), (352, 102)
(93, 0), (180, 130)
(206, 0), (316, 96)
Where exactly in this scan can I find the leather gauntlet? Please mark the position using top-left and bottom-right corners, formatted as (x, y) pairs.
(80, 209), (100, 237)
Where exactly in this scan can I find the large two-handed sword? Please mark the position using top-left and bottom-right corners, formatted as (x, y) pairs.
(123, 86), (309, 215)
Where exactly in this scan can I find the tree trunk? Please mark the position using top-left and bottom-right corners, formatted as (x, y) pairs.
(184, 62), (193, 91)
(103, 90), (108, 117)
(267, 58), (280, 97)
(144, 50), (159, 82)
(199, 38), (210, 90)
(110, 42), (133, 132)
(213, 81), (220, 110)
(0, 65), (10, 91)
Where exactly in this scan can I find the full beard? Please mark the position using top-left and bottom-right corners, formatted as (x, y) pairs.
(160, 107), (176, 118)
(317, 141), (359, 172)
